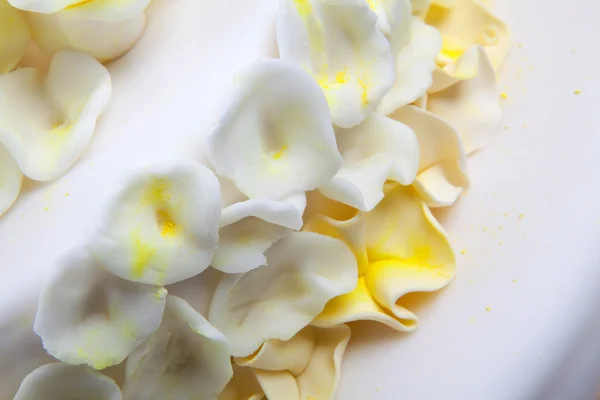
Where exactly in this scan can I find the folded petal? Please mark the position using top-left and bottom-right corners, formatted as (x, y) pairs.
(277, 0), (395, 128)
(428, 45), (480, 93)
(90, 161), (222, 285)
(14, 363), (122, 400)
(427, 47), (501, 154)
(219, 365), (264, 400)
(425, 0), (510, 71)
(320, 114), (419, 211)
(124, 295), (232, 400)
(34, 248), (167, 370)
(166, 267), (223, 317)
(9, 0), (150, 21)
(364, 184), (455, 327)
(0, 144), (23, 217)
(390, 105), (468, 207)
(378, 17), (441, 115)
(207, 58), (341, 200)
(367, 0), (412, 55)
(25, 10), (146, 62)
(0, 0), (29, 73)
(209, 231), (357, 357)
(0, 50), (111, 181)
(236, 325), (351, 400)
(213, 193), (306, 274)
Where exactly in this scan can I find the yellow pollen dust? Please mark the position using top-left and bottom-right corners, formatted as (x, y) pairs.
(358, 77), (369, 105)
(156, 209), (179, 238)
(366, 0), (376, 10)
(336, 69), (349, 84)
(65, 0), (94, 9)
(131, 231), (156, 279)
(272, 145), (288, 160)
(440, 36), (465, 61)
(293, 0), (312, 16)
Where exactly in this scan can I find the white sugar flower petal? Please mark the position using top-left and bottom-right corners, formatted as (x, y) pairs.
(25, 11), (146, 62)
(91, 161), (222, 285)
(124, 296), (232, 400)
(219, 365), (264, 400)
(34, 249), (167, 370)
(234, 325), (351, 400)
(209, 231), (357, 357)
(428, 47), (501, 154)
(207, 58), (341, 200)
(9, 0), (150, 21)
(390, 105), (468, 207)
(428, 45), (480, 93)
(213, 193), (306, 274)
(14, 363), (122, 400)
(0, 144), (23, 217)
(426, 0), (510, 71)
(166, 268), (223, 317)
(378, 17), (442, 115)
(0, 50), (111, 181)
(0, 0), (29, 73)
(367, 0), (412, 55)
(320, 114), (419, 211)
(277, 0), (395, 128)
(411, 0), (430, 16)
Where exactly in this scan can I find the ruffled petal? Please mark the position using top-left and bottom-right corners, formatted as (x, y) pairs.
(320, 114), (419, 211)
(9, 0), (150, 21)
(378, 17), (441, 115)
(0, 0), (29, 73)
(390, 105), (468, 207)
(428, 45), (480, 93)
(124, 296), (232, 400)
(14, 363), (122, 400)
(364, 184), (455, 328)
(0, 143), (23, 217)
(235, 325), (351, 400)
(207, 58), (341, 200)
(209, 231), (357, 357)
(219, 365), (264, 400)
(25, 11), (146, 62)
(367, 0), (412, 55)
(427, 47), (501, 154)
(166, 267), (223, 317)
(0, 50), (111, 181)
(425, 0), (510, 71)
(213, 193), (306, 274)
(90, 161), (222, 285)
(277, 0), (395, 128)
(33, 248), (167, 370)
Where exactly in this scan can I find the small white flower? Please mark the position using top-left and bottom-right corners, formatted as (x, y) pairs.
(0, 50), (111, 181)
(24, 11), (147, 62)
(320, 113), (420, 211)
(124, 295), (232, 400)
(207, 58), (341, 201)
(391, 105), (469, 207)
(0, 144), (22, 217)
(90, 160), (222, 285)
(277, 0), (396, 128)
(0, 0), (30, 73)
(14, 363), (122, 400)
(428, 47), (501, 154)
(34, 248), (167, 370)
(209, 231), (357, 357)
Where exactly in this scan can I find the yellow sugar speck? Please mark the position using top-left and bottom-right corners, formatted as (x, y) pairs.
(461, 249), (467, 255)
(574, 89), (581, 95)
(44, 207), (48, 211)
(485, 307), (491, 311)
(518, 213), (525, 218)
(522, 123), (528, 128)
(500, 92), (508, 99)
(517, 43), (523, 48)
(499, 241), (503, 245)
(572, 48), (578, 53)
(512, 279), (517, 283)
(156, 209), (179, 238)
(272, 145), (288, 160)
(335, 68), (349, 84)
(65, 193), (69, 197)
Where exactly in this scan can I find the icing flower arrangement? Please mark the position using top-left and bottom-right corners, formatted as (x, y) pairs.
(10, 0), (510, 399)
(0, 0), (154, 217)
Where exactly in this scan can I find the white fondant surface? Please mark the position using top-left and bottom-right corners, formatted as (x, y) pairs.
(2, 0), (600, 399)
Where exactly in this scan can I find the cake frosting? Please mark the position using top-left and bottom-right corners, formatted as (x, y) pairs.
(0, 0), (510, 399)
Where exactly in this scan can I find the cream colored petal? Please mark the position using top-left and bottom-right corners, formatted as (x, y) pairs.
(390, 105), (468, 207)
(0, 144), (23, 217)
(427, 47), (501, 154)
(426, 0), (510, 71)
(33, 248), (167, 370)
(0, 0), (29, 73)
(213, 194), (306, 274)
(219, 365), (265, 400)
(207, 58), (341, 200)
(25, 10), (146, 62)
(428, 45), (480, 93)
(0, 50), (111, 181)
(90, 161), (222, 285)
(378, 17), (441, 115)
(320, 114), (419, 211)
(209, 231), (357, 357)
(14, 363), (122, 400)
(236, 325), (351, 400)
(124, 295), (232, 400)
(364, 184), (455, 327)
(277, 0), (395, 128)
(411, 0), (430, 17)
(9, 0), (150, 21)
(367, 0), (412, 56)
